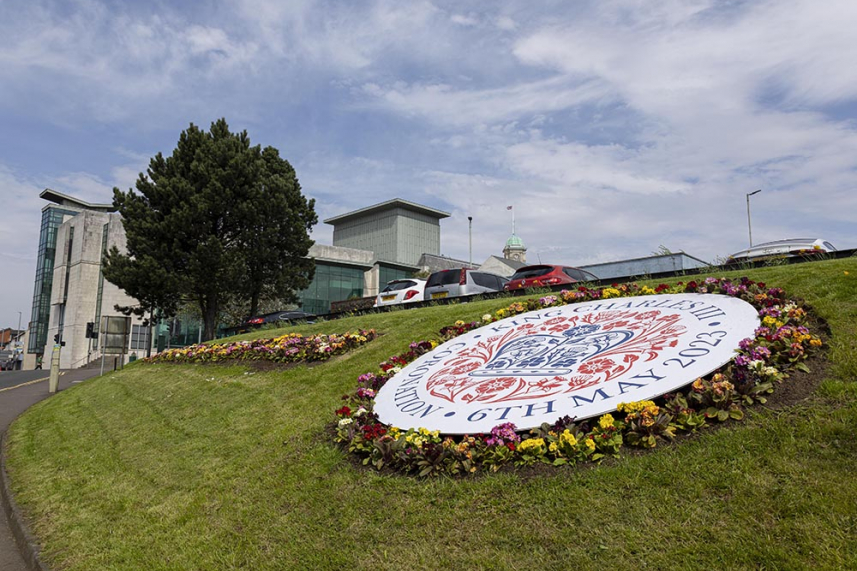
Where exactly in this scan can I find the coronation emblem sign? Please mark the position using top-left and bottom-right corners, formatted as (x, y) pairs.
(375, 293), (760, 434)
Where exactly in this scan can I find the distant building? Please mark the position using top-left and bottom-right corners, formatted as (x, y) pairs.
(503, 233), (527, 263)
(24, 192), (456, 368)
(301, 199), (453, 313)
(578, 252), (711, 281)
(479, 255), (526, 278)
(325, 198), (450, 266)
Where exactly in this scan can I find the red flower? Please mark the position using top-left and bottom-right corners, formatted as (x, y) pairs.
(335, 406), (351, 417)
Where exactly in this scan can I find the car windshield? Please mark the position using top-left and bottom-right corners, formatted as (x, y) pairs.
(510, 266), (553, 280)
(427, 270), (462, 287)
(382, 280), (416, 292)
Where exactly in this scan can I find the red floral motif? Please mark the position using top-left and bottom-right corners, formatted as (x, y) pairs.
(425, 309), (687, 404)
(577, 357), (617, 375)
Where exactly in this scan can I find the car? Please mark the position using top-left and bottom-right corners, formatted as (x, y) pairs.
(504, 264), (598, 291)
(243, 310), (316, 327)
(726, 238), (836, 264)
(423, 268), (509, 301)
(374, 278), (426, 307)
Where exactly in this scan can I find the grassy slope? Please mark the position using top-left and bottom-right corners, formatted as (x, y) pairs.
(5, 258), (856, 570)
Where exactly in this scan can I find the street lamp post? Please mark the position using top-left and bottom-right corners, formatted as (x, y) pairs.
(467, 216), (473, 267)
(746, 189), (762, 247)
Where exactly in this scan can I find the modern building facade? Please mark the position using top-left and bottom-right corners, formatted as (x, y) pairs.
(45, 209), (150, 369)
(298, 199), (453, 313)
(27, 189), (114, 366)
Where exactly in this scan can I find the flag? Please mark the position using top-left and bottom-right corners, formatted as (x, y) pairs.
(506, 205), (513, 210)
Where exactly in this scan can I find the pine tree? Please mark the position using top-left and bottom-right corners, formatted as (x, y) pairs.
(103, 119), (317, 341)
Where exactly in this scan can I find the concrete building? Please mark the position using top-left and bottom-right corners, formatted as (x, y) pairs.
(300, 199), (453, 313)
(45, 209), (149, 369)
(325, 198), (450, 266)
(479, 255), (526, 278)
(26, 189), (114, 368)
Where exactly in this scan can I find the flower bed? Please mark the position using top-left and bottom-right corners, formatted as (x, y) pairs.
(333, 278), (823, 477)
(146, 330), (377, 365)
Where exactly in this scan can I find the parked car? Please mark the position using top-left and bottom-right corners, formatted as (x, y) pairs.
(0, 351), (13, 371)
(504, 264), (598, 291)
(243, 310), (316, 327)
(726, 238), (836, 264)
(374, 278), (426, 307)
(423, 269), (509, 301)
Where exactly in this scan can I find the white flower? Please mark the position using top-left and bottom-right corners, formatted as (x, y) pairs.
(338, 418), (353, 427)
(482, 314), (492, 322)
(391, 366), (402, 374)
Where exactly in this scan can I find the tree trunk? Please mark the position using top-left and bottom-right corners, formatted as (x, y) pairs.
(249, 289), (260, 319)
(202, 299), (219, 342)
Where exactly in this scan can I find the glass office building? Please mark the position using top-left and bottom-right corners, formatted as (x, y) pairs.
(28, 206), (79, 353)
(300, 262), (366, 315)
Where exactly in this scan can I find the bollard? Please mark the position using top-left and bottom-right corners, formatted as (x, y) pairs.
(48, 344), (61, 393)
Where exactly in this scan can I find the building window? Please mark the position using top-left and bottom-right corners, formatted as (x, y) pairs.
(379, 265), (411, 287)
(299, 262), (364, 315)
(130, 324), (151, 351)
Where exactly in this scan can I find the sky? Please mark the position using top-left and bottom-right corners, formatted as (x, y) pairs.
(1, 0), (856, 330)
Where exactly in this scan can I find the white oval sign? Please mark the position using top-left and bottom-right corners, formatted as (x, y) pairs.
(375, 294), (760, 434)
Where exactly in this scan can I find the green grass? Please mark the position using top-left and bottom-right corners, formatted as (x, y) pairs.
(6, 258), (857, 570)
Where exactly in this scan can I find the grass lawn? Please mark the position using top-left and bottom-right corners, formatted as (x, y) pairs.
(5, 258), (856, 570)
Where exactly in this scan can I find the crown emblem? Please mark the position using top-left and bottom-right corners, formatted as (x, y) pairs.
(468, 324), (633, 377)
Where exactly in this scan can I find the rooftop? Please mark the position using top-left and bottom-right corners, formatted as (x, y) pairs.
(41, 188), (115, 212)
(324, 198), (451, 226)
(505, 234), (526, 249)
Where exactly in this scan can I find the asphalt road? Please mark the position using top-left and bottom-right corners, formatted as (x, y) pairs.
(0, 370), (49, 391)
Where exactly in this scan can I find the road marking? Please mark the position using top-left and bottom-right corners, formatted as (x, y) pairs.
(0, 377), (49, 393)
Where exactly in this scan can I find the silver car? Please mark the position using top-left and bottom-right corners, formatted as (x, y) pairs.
(423, 268), (509, 301)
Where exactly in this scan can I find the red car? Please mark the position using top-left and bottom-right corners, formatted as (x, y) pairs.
(504, 264), (598, 291)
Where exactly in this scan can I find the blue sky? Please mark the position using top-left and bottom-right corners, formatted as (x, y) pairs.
(1, 0), (856, 329)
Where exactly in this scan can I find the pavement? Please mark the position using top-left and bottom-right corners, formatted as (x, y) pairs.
(1, 368), (103, 571)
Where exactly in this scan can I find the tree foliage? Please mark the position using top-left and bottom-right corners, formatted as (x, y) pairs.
(103, 119), (317, 341)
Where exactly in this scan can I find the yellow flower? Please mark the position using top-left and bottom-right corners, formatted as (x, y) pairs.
(602, 287), (621, 299)
(549, 442), (558, 453)
(617, 400), (656, 414)
(640, 286), (656, 295)
(598, 414), (615, 430)
(518, 438), (546, 455)
(559, 429), (577, 448)
(584, 438), (596, 452)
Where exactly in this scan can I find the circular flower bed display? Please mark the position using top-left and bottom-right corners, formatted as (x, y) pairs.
(374, 293), (760, 434)
(146, 330), (376, 365)
(333, 278), (823, 477)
